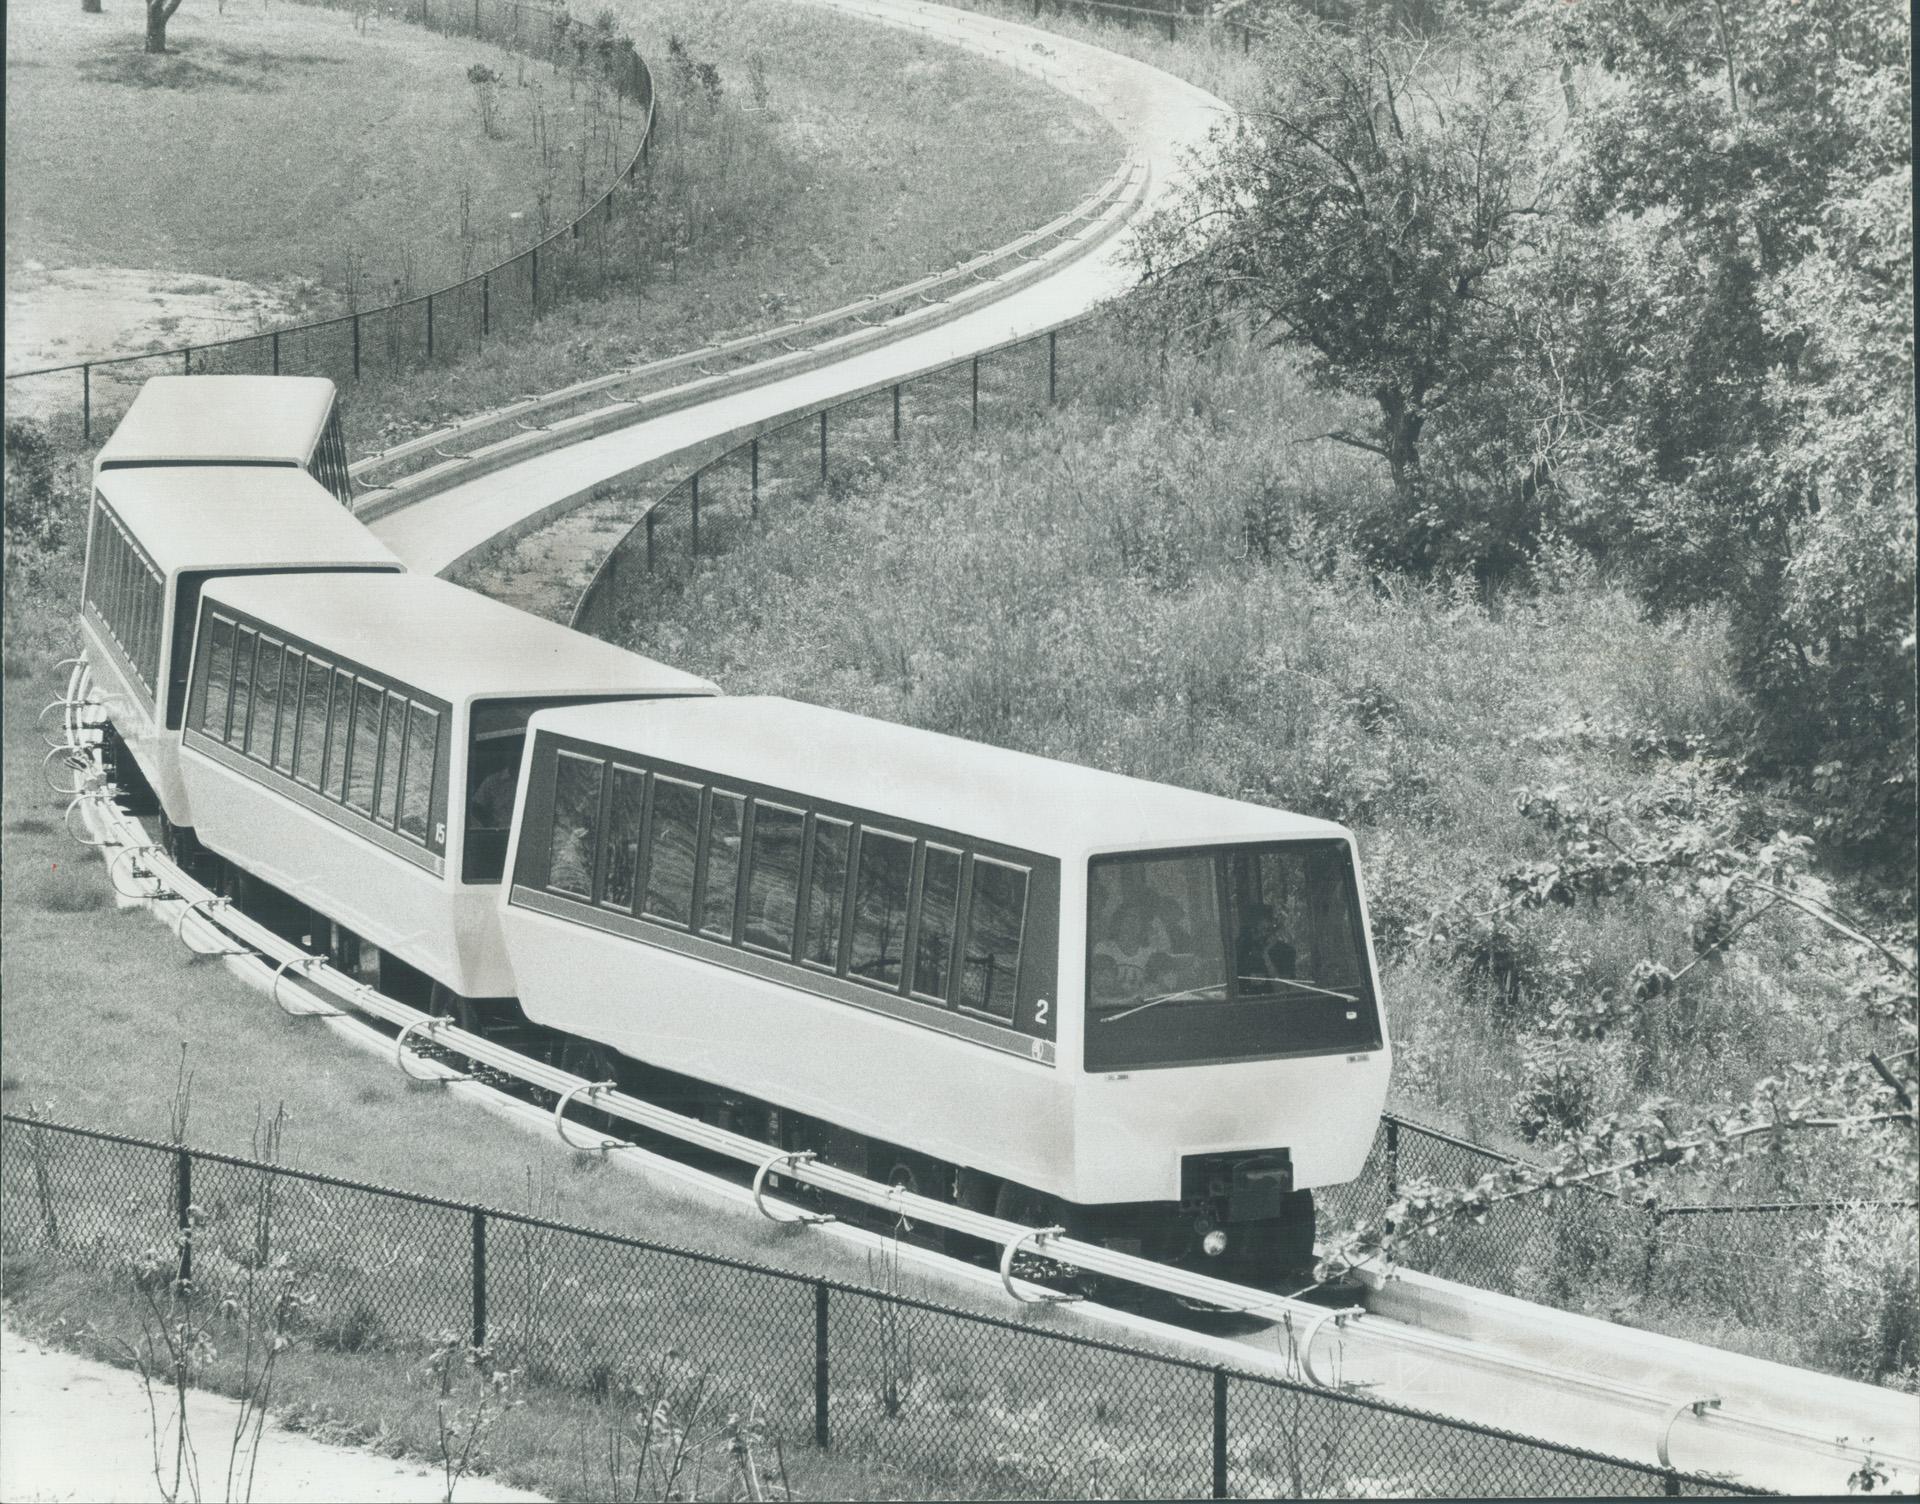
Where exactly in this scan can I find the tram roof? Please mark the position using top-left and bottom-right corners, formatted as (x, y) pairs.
(528, 696), (1350, 859)
(94, 376), (336, 469)
(95, 468), (401, 576)
(199, 571), (719, 706)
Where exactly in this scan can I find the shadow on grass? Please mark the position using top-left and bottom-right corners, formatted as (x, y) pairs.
(75, 42), (348, 93)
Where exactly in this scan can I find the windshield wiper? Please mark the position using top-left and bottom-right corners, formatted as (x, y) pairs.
(1098, 982), (1229, 1024)
(1238, 975), (1359, 1004)
(1098, 975), (1363, 1026)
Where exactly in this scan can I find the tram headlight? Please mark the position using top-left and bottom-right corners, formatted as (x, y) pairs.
(1202, 1229), (1229, 1257)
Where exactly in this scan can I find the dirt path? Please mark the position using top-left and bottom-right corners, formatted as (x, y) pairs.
(0, 1326), (544, 1504)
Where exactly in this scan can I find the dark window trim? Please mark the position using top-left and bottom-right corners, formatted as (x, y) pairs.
(512, 732), (1060, 1051)
(512, 883), (1055, 1065)
(184, 600), (451, 859)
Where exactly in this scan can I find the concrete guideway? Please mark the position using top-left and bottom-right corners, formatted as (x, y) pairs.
(366, 0), (1229, 576)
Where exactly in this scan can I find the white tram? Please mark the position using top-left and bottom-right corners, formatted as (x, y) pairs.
(93, 376), (355, 506)
(175, 572), (716, 1001)
(78, 468), (403, 828)
(499, 696), (1392, 1284)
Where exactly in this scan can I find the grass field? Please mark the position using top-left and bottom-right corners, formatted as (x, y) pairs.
(3, 0), (616, 368)
(328, 0), (1120, 450)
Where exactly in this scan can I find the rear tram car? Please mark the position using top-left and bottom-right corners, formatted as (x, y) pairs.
(176, 571), (716, 1005)
(79, 467), (403, 833)
(499, 696), (1392, 1287)
(92, 375), (355, 506)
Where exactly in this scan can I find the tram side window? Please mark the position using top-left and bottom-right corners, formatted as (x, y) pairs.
(398, 704), (438, 845)
(247, 639), (283, 764)
(548, 754), (604, 898)
(601, 767), (646, 912)
(743, 803), (804, 954)
(294, 657), (332, 788)
(323, 668), (353, 801)
(345, 680), (383, 815)
(201, 616), (236, 740)
(960, 859), (1028, 1021)
(229, 627), (257, 744)
(804, 817), (850, 969)
(85, 507), (164, 695)
(643, 777), (702, 927)
(847, 830), (913, 988)
(376, 690), (407, 828)
(699, 791), (745, 941)
(309, 410), (353, 507)
(273, 651), (303, 774)
(912, 845), (962, 1002)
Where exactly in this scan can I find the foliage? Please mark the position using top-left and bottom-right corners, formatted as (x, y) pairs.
(1129, 12), (1568, 578)
(1547, 0), (1916, 860)
(1132, 0), (1914, 857)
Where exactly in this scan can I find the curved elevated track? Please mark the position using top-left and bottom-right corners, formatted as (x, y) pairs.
(50, 2), (1920, 1494)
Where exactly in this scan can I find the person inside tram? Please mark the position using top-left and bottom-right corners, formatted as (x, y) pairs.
(1092, 887), (1188, 1002)
(1235, 901), (1299, 995)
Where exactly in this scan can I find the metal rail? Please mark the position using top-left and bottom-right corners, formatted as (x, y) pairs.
(343, 152), (1146, 509)
(49, 663), (1910, 1493)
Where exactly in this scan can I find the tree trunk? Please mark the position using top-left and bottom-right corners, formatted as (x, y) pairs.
(145, 3), (169, 50)
(81, 0), (103, 12)
(1376, 387), (1426, 501)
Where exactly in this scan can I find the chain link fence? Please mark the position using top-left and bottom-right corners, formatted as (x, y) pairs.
(1, 1113), (1760, 1498)
(3, 0), (655, 446)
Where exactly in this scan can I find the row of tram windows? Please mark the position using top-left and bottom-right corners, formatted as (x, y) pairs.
(191, 612), (446, 853)
(307, 410), (353, 507)
(539, 751), (1035, 1025)
(84, 504), (166, 695)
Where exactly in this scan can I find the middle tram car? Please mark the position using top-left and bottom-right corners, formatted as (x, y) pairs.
(498, 695), (1393, 1287)
(174, 570), (715, 1004)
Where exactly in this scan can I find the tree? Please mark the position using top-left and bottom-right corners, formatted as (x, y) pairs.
(1549, 0), (1915, 858)
(147, 0), (184, 53)
(82, 0), (103, 14)
(1131, 16), (1565, 514)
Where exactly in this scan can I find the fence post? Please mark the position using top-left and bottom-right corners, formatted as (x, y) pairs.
(818, 410), (828, 482)
(1211, 1369), (1228, 1499)
(352, 315), (361, 381)
(82, 364), (92, 444)
(174, 1149), (193, 1285)
(1048, 330), (1058, 404)
(892, 383), (902, 441)
(971, 356), (980, 430)
(532, 245), (540, 315)
(1385, 1116), (1401, 1199)
(271, 330), (280, 377)
(472, 0), (479, 33)
(427, 295), (435, 361)
(1642, 1207), (1662, 1293)
(690, 470), (700, 558)
(183, 347), (193, 375)
(471, 1208), (488, 1348)
(813, 1283), (831, 1448)
(1167, 12), (1178, 41)
(645, 508), (656, 572)
(482, 275), (490, 342)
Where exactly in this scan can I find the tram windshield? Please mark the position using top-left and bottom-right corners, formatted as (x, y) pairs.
(1085, 840), (1380, 1070)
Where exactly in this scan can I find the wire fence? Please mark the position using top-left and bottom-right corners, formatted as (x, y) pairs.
(0, 1113), (1762, 1499)
(569, 326), (1069, 634)
(3, 0), (656, 445)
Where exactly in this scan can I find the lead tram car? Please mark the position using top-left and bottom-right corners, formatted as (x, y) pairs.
(499, 697), (1393, 1290)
